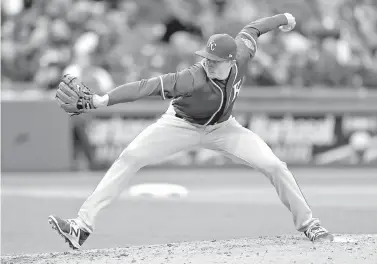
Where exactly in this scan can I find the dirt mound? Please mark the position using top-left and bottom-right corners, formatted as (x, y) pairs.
(2, 234), (377, 264)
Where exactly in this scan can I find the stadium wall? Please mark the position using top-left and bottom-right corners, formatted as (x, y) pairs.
(2, 87), (377, 171)
(1, 100), (73, 172)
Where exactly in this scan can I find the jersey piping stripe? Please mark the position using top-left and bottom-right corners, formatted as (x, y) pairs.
(200, 61), (224, 126)
(205, 78), (224, 126)
(239, 31), (258, 53)
(159, 76), (166, 100)
(225, 63), (238, 112)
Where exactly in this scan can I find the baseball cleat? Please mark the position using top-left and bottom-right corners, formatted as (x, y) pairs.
(48, 215), (90, 250)
(304, 222), (334, 242)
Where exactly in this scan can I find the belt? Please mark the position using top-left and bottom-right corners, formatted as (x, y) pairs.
(175, 113), (220, 126)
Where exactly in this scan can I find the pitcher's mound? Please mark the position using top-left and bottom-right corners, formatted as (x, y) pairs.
(2, 234), (377, 264)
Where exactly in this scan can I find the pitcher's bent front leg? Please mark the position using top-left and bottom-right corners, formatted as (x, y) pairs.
(205, 118), (317, 231)
(78, 115), (201, 230)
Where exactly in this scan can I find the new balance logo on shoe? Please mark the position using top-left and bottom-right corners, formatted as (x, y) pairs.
(48, 215), (90, 250)
(70, 225), (80, 237)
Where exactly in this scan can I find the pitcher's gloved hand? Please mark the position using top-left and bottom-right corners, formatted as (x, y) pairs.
(55, 74), (96, 116)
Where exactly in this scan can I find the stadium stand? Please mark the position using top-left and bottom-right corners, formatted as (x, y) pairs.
(1, 0), (376, 95)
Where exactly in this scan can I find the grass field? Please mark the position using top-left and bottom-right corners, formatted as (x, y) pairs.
(2, 167), (377, 263)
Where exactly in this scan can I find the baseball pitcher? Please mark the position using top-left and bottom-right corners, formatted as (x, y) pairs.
(49, 13), (334, 250)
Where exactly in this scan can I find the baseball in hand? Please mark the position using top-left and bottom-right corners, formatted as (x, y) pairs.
(279, 13), (296, 32)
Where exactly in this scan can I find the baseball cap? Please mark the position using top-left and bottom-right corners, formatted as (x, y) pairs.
(195, 34), (237, 61)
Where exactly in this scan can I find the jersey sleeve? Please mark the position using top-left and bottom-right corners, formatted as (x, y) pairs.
(235, 14), (288, 64)
(157, 67), (196, 99)
(235, 27), (259, 63)
(106, 66), (198, 106)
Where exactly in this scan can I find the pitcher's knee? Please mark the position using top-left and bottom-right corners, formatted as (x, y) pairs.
(259, 159), (288, 176)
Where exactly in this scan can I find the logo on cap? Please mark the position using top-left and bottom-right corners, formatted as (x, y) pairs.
(208, 41), (216, 51)
(195, 33), (237, 61)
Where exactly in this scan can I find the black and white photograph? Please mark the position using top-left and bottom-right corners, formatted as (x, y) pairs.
(1, 0), (377, 263)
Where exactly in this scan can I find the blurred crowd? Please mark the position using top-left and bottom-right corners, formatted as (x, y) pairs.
(1, 0), (377, 95)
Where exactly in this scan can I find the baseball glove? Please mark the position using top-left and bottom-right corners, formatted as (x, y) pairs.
(55, 74), (95, 116)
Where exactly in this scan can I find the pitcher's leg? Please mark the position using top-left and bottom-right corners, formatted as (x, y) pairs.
(77, 154), (141, 231)
(205, 118), (315, 231)
(77, 115), (201, 231)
